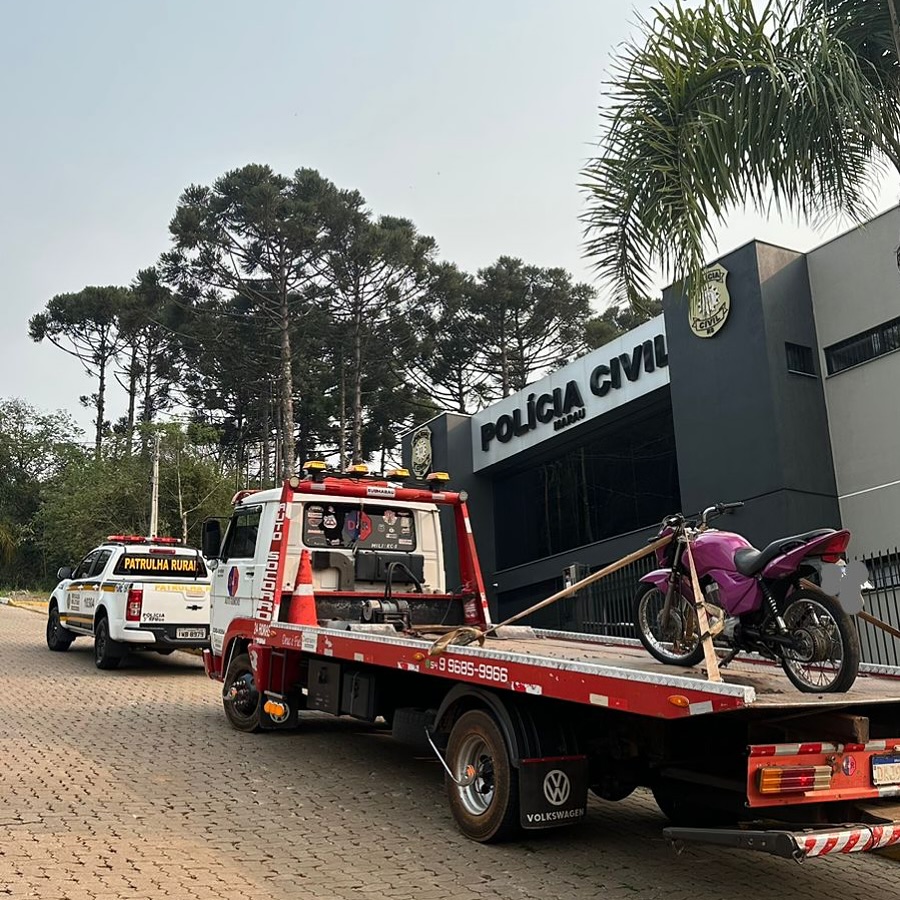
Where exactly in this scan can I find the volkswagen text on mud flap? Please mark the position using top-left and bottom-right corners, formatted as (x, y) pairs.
(519, 756), (589, 829)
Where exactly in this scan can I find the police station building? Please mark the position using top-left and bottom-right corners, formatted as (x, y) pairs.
(402, 206), (900, 624)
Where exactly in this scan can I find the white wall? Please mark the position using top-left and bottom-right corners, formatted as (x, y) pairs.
(808, 206), (900, 556)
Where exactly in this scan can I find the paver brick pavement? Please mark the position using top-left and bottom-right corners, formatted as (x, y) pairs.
(1, 604), (899, 899)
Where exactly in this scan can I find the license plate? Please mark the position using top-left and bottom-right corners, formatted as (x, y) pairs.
(176, 627), (206, 640)
(872, 753), (900, 786)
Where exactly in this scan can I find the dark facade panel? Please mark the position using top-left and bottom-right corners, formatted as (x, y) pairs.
(663, 242), (840, 549)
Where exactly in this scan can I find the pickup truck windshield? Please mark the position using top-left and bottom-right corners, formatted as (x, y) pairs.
(302, 503), (416, 552)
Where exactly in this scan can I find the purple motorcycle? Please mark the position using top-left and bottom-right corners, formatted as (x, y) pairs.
(633, 503), (860, 693)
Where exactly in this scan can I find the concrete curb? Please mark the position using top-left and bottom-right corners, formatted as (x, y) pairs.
(1, 598), (49, 614)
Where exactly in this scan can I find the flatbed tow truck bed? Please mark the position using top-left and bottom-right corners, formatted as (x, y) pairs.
(241, 617), (900, 717)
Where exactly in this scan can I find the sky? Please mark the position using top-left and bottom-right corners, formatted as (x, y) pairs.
(2, 0), (898, 434)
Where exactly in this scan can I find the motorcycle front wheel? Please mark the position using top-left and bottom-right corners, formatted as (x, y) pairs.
(779, 588), (860, 693)
(633, 582), (705, 667)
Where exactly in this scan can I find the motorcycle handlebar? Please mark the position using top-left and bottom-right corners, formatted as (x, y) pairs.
(701, 501), (744, 525)
(661, 502), (744, 531)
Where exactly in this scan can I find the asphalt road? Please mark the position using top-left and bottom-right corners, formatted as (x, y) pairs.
(2, 603), (899, 900)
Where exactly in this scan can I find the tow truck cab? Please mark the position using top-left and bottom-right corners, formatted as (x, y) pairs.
(206, 467), (454, 656)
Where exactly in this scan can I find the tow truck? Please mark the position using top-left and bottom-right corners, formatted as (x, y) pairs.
(201, 463), (900, 859)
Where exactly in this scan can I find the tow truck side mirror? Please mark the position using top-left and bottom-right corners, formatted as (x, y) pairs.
(202, 519), (222, 559)
(57, 566), (73, 581)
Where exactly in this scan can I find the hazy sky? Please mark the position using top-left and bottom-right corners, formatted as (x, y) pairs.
(3, 1), (898, 434)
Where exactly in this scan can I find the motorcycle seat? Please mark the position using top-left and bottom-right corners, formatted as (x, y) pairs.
(732, 529), (836, 577)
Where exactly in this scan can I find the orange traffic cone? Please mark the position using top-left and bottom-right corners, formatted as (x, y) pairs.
(286, 549), (318, 626)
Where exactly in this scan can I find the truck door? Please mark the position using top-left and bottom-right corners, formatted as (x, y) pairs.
(84, 549), (113, 623)
(63, 550), (99, 633)
(211, 504), (263, 653)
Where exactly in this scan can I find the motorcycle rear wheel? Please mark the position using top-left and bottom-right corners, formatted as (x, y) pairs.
(779, 588), (860, 693)
(633, 583), (705, 667)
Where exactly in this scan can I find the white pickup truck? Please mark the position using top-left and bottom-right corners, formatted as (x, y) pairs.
(46, 534), (211, 669)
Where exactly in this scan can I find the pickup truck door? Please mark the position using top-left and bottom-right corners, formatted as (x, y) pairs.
(83, 549), (113, 623)
(63, 550), (99, 633)
(211, 505), (263, 653)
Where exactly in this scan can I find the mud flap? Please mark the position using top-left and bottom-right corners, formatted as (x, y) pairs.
(518, 755), (589, 829)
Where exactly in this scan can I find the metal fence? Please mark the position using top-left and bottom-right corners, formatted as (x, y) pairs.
(856, 548), (900, 667)
(562, 547), (900, 668)
(568, 553), (657, 638)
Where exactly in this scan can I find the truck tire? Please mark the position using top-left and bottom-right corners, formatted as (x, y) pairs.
(94, 616), (124, 670)
(223, 653), (262, 733)
(445, 709), (520, 843)
(46, 603), (75, 652)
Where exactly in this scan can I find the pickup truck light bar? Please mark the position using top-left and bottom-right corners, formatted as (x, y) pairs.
(107, 534), (183, 546)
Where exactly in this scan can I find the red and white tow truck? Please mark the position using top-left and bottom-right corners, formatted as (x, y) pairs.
(201, 464), (900, 859)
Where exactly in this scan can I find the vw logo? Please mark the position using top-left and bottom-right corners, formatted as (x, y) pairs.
(543, 769), (571, 806)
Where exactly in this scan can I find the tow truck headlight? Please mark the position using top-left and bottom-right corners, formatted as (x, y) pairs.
(758, 765), (832, 795)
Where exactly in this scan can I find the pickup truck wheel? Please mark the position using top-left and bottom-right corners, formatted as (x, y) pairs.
(46, 604), (75, 652)
(94, 617), (123, 670)
(223, 653), (262, 733)
(445, 709), (520, 843)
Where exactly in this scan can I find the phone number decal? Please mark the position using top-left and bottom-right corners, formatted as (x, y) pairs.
(434, 656), (508, 684)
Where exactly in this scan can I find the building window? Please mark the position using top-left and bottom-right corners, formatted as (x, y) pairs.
(785, 342), (816, 376)
(824, 316), (900, 375)
(492, 404), (681, 570)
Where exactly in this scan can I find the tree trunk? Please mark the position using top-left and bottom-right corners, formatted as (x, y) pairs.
(279, 292), (296, 477)
(352, 289), (363, 464)
(125, 345), (138, 456)
(140, 343), (154, 457)
(273, 395), (282, 483)
(339, 362), (347, 470)
(261, 389), (270, 486)
(235, 409), (245, 490)
(95, 352), (106, 459)
(500, 318), (509, 398)
(175, 442), (187, 544)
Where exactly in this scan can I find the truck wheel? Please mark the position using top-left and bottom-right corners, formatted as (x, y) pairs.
(94, 616), (124, 670)
(445, 709), (520, 843)
(46, 604), (75, 652)
(223, 653), (261, 733)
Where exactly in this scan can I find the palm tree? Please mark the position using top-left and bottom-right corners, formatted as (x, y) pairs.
(582, 0), (900, 309)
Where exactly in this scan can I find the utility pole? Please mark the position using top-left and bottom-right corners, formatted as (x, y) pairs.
(149, 432), (161, 538)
